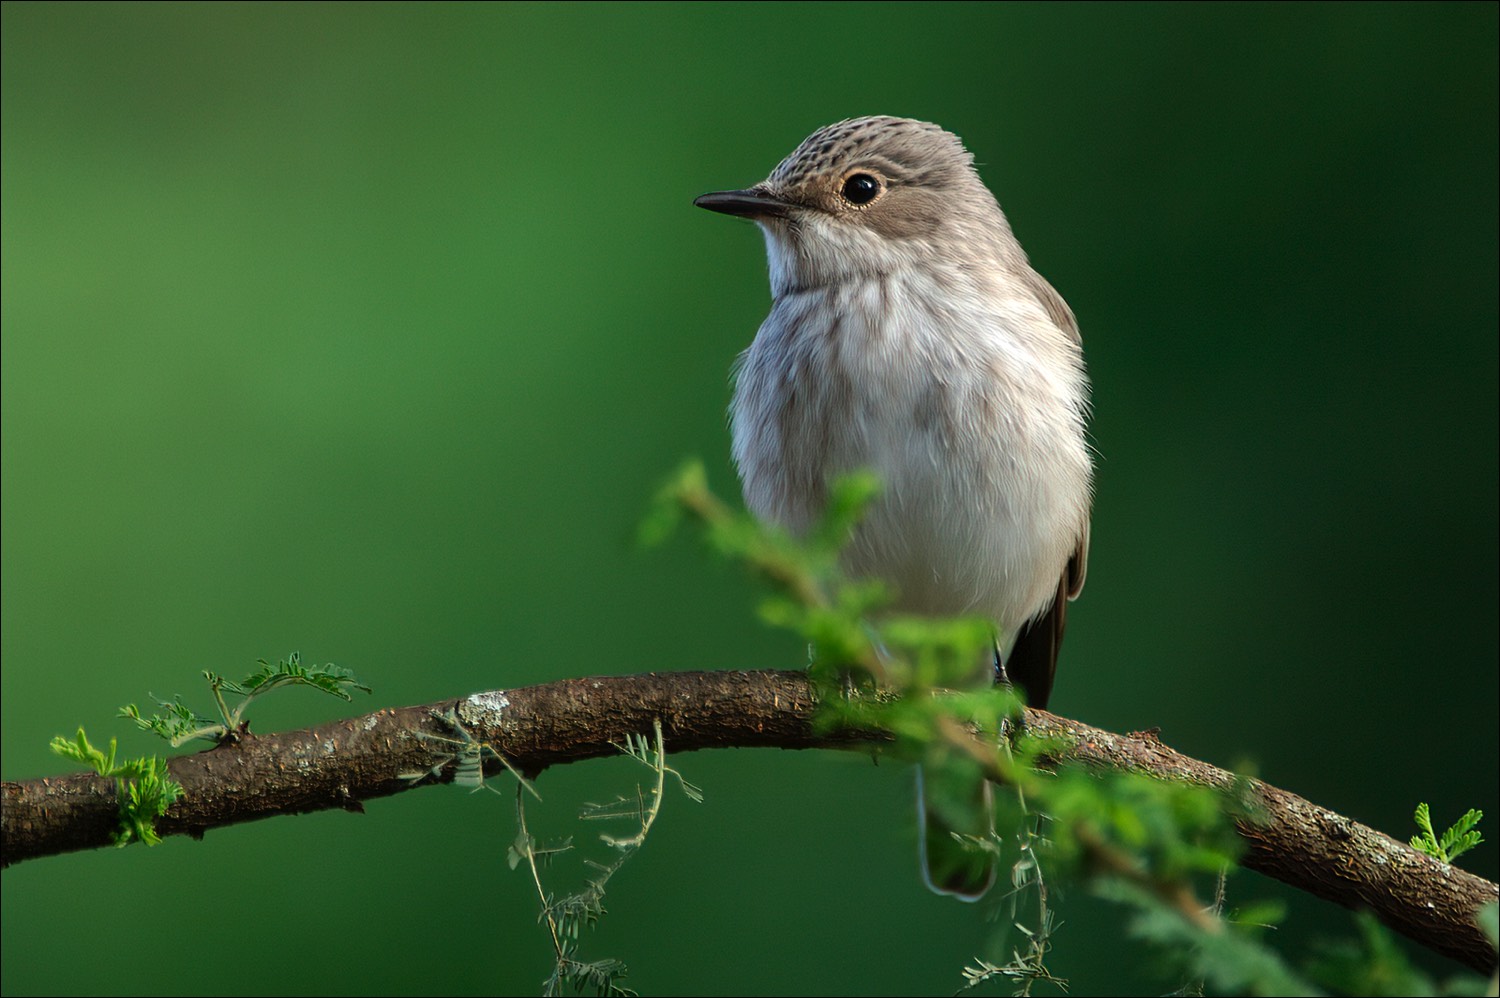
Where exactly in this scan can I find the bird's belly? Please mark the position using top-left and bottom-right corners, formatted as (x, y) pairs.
(837, 418), (1069, 635)
(731, 283), (1089, 637)
(750, 369), (1078, 636)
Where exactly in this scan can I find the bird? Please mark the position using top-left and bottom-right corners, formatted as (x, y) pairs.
(694, 116), (1092, 899)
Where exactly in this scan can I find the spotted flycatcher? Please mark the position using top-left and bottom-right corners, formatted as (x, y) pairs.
(695, 116), (1092, 899)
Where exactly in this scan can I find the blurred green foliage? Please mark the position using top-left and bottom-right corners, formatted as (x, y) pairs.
(653, 465), (1492, 996)
(3, 4), (1495, 995)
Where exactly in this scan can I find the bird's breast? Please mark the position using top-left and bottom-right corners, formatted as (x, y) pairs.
(729, 268), (1091, 632)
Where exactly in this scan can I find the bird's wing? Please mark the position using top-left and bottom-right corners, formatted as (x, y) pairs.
(1005, 527), (1089, 710)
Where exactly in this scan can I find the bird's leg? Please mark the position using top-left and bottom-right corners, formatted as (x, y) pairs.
(992, 641), (1010, 688)
(991, 641), (1023, 740)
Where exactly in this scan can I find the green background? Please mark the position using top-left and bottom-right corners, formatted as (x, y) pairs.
(3, 3), (1496, 994)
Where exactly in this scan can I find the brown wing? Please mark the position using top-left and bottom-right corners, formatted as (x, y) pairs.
(1014, 266), (1082, 346)
(1004, 530), (1088, 710)
(1005, 265), (1087, 709)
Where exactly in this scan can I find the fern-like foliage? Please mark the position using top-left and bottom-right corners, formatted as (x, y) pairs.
(121, 652), (369, 746)
(1409, 803), (1484, 865)
(48, 727), (183, 846)
(503, 718), (698, 997)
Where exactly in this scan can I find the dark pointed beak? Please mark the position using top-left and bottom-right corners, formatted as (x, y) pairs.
(693, 186), (792, 220)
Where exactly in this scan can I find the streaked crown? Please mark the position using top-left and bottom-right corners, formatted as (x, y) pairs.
(767, 116), (974, 194)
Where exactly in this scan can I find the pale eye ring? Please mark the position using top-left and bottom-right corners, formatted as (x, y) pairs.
(840, 172), (882, 206)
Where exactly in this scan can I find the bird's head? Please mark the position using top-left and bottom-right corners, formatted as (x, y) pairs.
(695, 116), (1014, 294)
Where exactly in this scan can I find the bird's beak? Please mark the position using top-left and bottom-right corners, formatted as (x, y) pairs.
(693, 186), (792, 220)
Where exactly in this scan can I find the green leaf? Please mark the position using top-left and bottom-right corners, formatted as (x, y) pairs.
(1438, 808), (1484, 863)
(1410, 803), (1485, 864)
(50, 727), (183, 847)
(49, 728), (114, 774)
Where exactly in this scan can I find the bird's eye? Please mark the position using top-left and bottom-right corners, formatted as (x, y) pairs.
(840, 173), (882, 206)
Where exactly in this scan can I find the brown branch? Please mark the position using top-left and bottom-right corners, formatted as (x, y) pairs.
(2, 669), (1495, 972)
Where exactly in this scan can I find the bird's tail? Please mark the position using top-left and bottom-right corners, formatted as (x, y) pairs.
(916, 764), (996, 901)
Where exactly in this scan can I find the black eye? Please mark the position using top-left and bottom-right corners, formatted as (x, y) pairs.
(840, 173), (881, 205)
